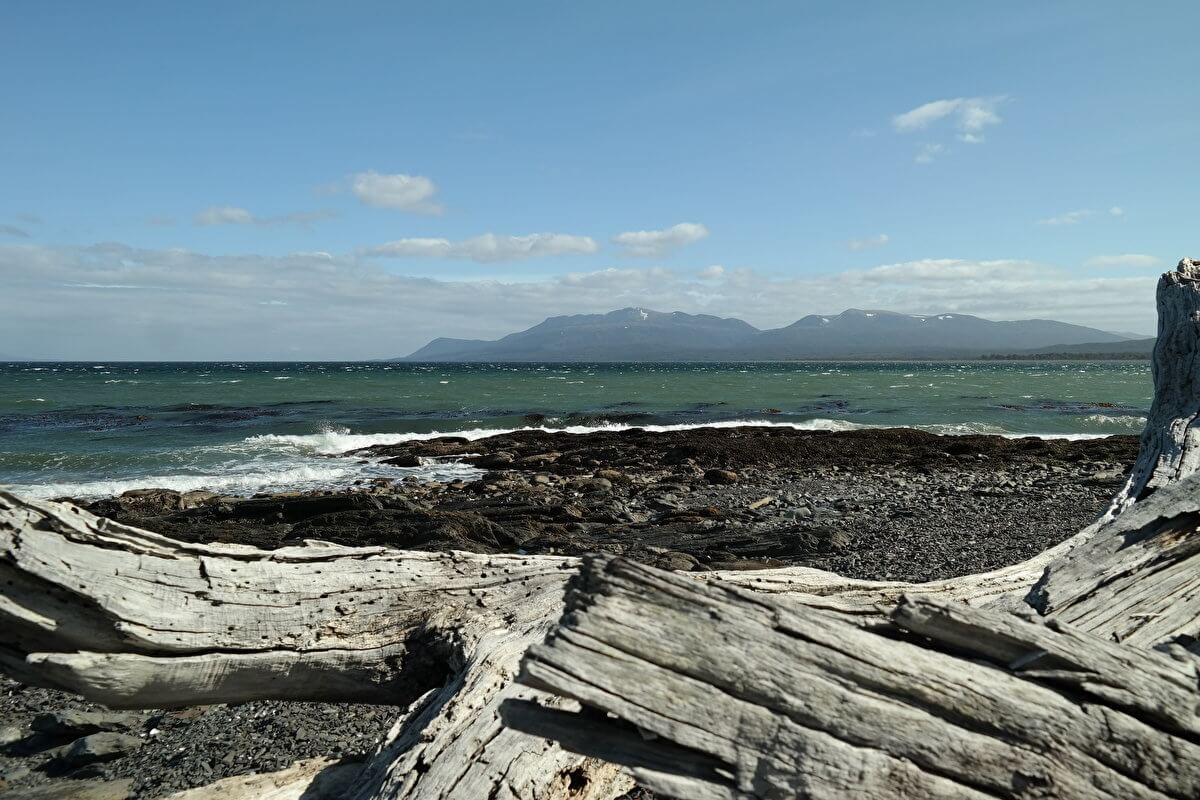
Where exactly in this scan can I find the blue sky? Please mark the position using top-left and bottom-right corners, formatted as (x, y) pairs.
(1, 1), (1195, 358)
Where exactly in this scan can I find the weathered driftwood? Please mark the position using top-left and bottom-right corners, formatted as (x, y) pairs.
(1, 259), (1198, 799)
(506, 555), (1200, 800)
(0, 490), (1055, 799)
(0, 492), (630, 799)
(1107, 256), (1200, 516)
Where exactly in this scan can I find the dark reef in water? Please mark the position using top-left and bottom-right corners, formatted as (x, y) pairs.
(79, 426), (1136, 580)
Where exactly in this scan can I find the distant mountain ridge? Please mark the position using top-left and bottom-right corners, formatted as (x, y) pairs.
(400, 307), (1132, 361)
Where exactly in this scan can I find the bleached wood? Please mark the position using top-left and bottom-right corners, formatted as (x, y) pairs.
(1105, 257), (1200, 517)
(0, 492), (631, 800)
(1028, 469), (1200, 647)
(162, 758), (363, 800)
(506, 555), (1200, 800)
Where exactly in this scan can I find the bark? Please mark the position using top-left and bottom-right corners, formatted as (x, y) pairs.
(2, 260), (1198, 798)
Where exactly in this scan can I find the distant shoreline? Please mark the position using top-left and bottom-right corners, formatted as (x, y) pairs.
(980, 353), (1150, 361)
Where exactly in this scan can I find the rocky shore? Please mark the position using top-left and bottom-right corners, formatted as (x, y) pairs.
(0, 426), (1139, 798)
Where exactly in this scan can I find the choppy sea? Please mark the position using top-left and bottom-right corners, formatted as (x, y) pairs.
(0, 361), (1151, 499)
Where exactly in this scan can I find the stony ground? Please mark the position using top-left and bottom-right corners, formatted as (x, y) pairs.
(0, 426), (1139, 798)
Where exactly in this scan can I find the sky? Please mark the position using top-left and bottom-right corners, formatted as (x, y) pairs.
(1, 1), (1196, 359)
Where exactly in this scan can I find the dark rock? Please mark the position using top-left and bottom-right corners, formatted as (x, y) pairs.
(474, 451), (515, 468)
(380, 454), (421, 467)
(704, 469), (739, 485)
(32, 712), (142, 740)
(649, 551), (702, 571)
(593, 469), (629, 484)
(88, 489), (183, 518)
(517, 452), (560, 467)
(224, 493), (384, 523)
(567, 477), (612, 493)
(53, 733), (143, 768)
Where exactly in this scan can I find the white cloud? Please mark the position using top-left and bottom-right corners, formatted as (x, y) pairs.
(366, 232), (598, 263)
(612, 223), (709, 257)
(1085, 254), (1160, 268)
(1037, 209), (1095, 226)
(1038, 207), (1125, 226)
(351, 171), (442, 214)
(194, 207), (336, 227)
(195, 206), (255, 225)
(861, 258), (1043, 283)
(560, 266), (674, 289)
(698, 265), (725, 280)
(893, 96), (1005, 143)
(63, 282), (172, 290)
(893, 99), (961, 131)
(848, 233), (890, 251)
(915, 143), (944, 164)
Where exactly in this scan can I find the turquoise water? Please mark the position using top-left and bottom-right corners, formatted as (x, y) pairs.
(0, 361), (1152, 498)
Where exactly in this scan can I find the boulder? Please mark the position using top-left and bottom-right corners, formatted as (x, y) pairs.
(593, 468), (629, 484)
(53, 733), (143, 768)
(566, 477), (612, 493)
(703, 468), (739, 485)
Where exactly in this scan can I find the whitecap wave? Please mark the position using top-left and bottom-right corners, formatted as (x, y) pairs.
(1082, 414), (1147, 429)
(244, 419), (876, 455)
(919, 422), (1011, 436)
(2, 463), (355, 500)
(242, 417), (1116, 457)
(2, 458), (483, 500)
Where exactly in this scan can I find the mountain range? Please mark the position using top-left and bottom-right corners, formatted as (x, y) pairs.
(400, 308), (1141, 361)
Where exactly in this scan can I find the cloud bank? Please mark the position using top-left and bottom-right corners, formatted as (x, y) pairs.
(0, 243), (1156, 359)
(366, 233), (598, 262)
(195, 207), (337, 227)
(1085, 254), (1160, 268)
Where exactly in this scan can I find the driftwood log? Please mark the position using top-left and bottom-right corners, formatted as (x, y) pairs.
(2, 258), (1199, 799)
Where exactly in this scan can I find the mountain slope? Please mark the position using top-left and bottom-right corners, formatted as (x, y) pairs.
(741, 310), (1127, 358)
(404, 308), (759, 361)
(400, 308), (1130, 361)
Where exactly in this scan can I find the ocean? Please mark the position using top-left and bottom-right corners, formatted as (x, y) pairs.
(0, 361), (1151, 499)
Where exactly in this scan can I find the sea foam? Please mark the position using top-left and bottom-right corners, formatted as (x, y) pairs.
(244, 418), (1116, 456)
